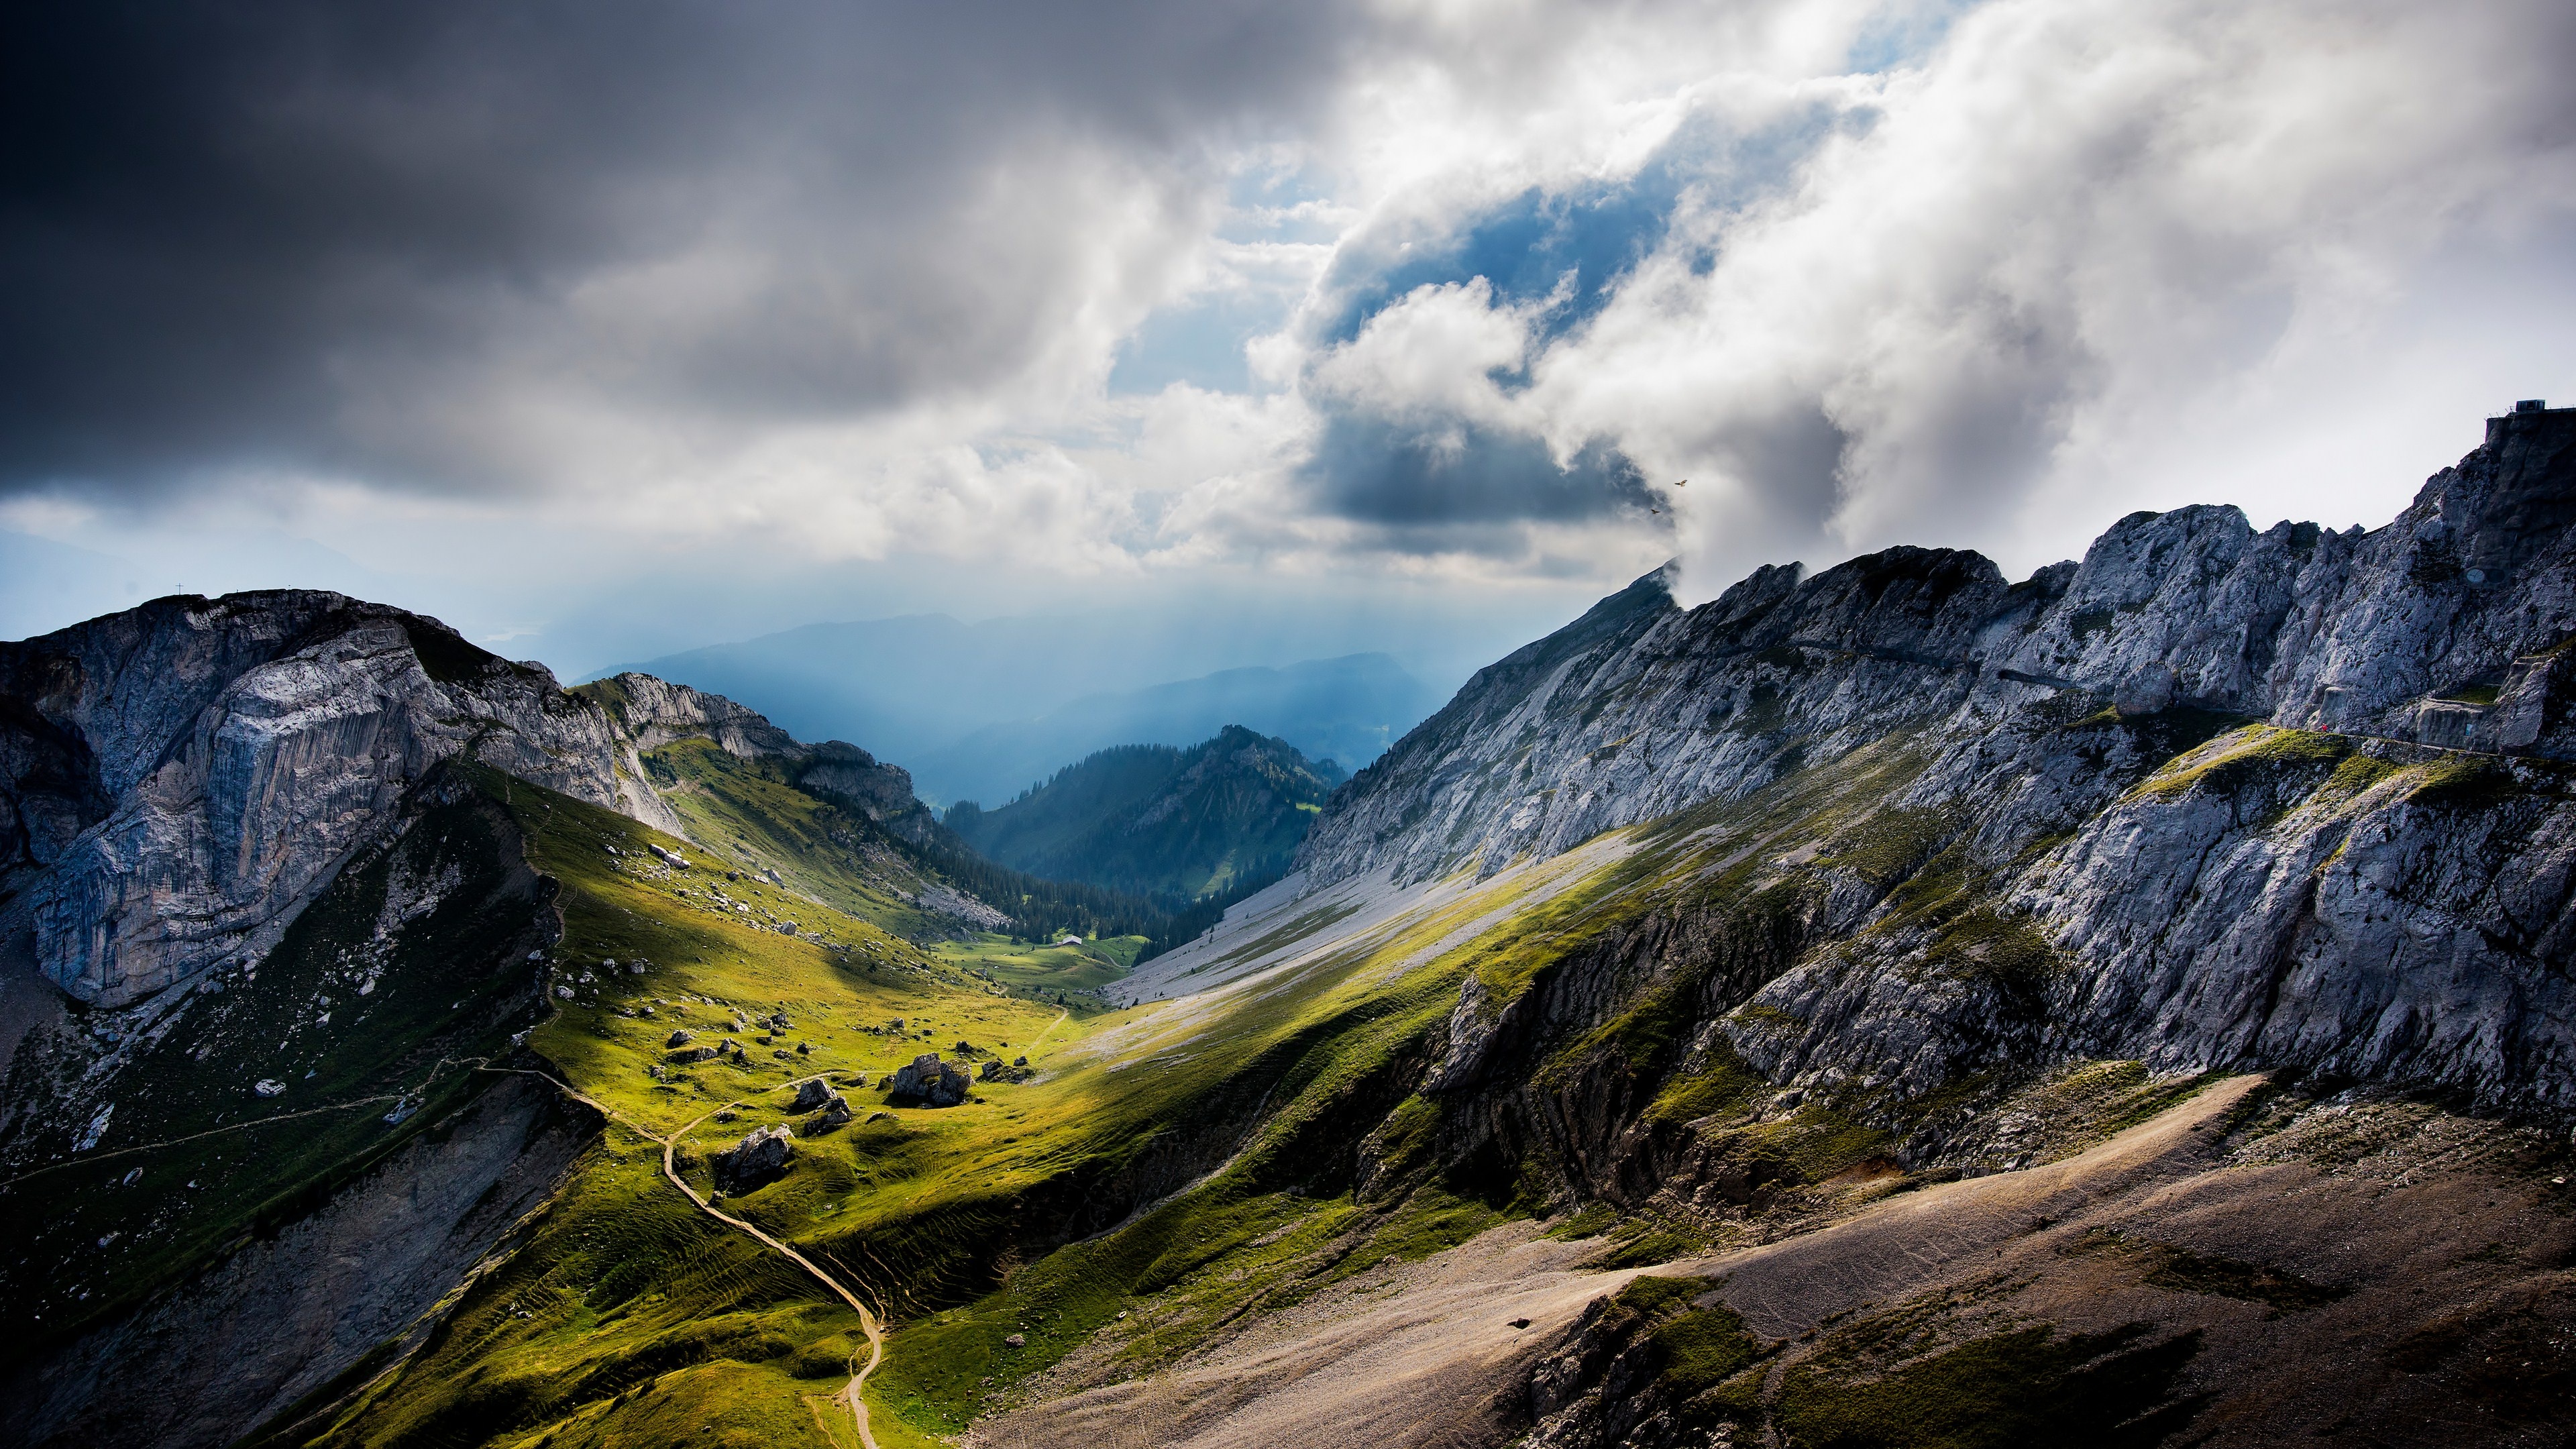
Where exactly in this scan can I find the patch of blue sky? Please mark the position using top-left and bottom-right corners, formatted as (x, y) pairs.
(1108, 283), (1299, 396)
(1307, 173), (1678, 353)
(1108, 159), (1343, 396)
(1309, 103), (1849, 356)
(1843, 0), (1975, 76)
(1217, 162), (1350, 246)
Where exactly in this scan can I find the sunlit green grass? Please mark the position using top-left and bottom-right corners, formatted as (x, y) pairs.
(339, 713), (2133, 1446)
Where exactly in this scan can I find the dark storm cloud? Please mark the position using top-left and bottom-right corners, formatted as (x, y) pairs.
(1299, 414), (1651, 543)
(0, 0), (1370, 494)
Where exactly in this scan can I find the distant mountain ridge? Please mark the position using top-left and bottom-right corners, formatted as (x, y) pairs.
(910, 653), (1434, 805)
(597, 619), (1446, 804)
(945, 726), (1344, 902)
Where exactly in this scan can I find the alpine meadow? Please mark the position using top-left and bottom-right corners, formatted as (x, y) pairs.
(5, 2), (2576, 1446)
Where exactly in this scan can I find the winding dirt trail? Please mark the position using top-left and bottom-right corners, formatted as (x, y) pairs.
(490, 1067), (888, 1449)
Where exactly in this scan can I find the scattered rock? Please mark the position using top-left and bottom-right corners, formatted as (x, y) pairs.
(792, 1079), (835, 1112)
(710, 1124), (795, 1193)
(669, 1044), (720, 1063)
(885, 1053), (971, 1108)
(977, 1059), (1033, 1085)
(1004, 1334), (1026, 1348)
(865, 1111), (896, 1123)
(252, 1079), (285, 1097)
(666, 1028), (695, 1048)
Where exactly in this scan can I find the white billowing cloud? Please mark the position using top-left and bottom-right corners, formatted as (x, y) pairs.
(1500, 0), (2576, 594)
(9, 0), (2575, 653)
(1308, 278), (1537, 424)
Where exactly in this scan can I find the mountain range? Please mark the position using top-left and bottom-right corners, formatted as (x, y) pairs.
(945, 726), (1344, 902)
(3, 403), (2573, 1448)
(602, 619), (1444, 804)
(908, 654), (1424, 807)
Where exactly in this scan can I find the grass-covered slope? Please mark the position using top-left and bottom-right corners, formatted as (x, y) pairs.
(634, 733), (1191, 953)
(944, 726), (1344, 901)
(130, 696), (2569, 1449)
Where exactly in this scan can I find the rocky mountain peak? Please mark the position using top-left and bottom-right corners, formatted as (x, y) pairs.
(0, 591), (945, 1007)
(1299, 415), (2576, 894)
(1289, 407), (2576, 1118)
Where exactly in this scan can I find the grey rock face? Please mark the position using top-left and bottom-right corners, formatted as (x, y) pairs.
(0, 592), (994, 1008)
(791, 1078), (834, 1112)
(1301, 408), (2576, 1118)
(0, 596), (633, 1004)
(794, 740), (938, 843)
(886, 1052), (971, 1107)
(1297, 547), (2018, 890)
(711, 1124), (795, 1193)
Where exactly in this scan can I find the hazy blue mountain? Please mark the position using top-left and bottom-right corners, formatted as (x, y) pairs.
(944, 726), (1345, 900)
(596, 613), (1079, 767)
(605, 614), (1445, 805)
(908, 653), (1440, 805)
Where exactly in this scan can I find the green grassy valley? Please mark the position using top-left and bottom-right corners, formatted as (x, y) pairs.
(266, 713), (2363, 1446)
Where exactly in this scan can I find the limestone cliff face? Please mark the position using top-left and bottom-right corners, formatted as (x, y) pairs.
(0, 594), (633, 1006)
(0, 594), (949, 1008)
(1300, 407), (2576, 1118)
(793, 740), (942, 845)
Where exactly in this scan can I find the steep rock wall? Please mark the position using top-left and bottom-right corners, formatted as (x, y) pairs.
(1301, 409), (2576, 1124)
(0, 595), (959, 1008)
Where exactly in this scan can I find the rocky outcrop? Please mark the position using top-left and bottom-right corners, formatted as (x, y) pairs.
(795, 740), (941, 844)
(886, 1052), (971, 1107)
(1300, 408), (2576, 898)
(0, 594), (641, 1005)
(574, 671), (800, 759)
(0, 592), (996, 1009)
(711, 1124), (795, 1193)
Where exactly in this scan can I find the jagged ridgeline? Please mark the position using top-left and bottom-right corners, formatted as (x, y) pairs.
(3, 406), (2575, 1449)
(944, 725), (1345, 906)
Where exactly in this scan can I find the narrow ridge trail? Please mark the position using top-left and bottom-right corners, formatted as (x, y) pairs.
(488, 1066), (889, 1449)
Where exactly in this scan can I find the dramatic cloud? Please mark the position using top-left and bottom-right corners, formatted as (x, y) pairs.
(1, 0), (1360, 491)
(3, 0), (2573, 658)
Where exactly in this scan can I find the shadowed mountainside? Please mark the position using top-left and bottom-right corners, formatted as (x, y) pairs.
(945, 726), (1345, 902)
